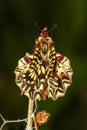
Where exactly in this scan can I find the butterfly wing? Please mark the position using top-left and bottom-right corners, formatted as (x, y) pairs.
(48, 53), (73, 100)
(14, 53), (38, 99)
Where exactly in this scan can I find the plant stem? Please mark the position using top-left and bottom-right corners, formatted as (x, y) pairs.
(27, 99), (34, 130)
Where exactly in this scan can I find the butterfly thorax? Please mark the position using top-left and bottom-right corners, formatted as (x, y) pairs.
(35, 27), (54, 60)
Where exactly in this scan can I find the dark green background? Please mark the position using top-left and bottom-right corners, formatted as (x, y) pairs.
(0, 0), (87, 130)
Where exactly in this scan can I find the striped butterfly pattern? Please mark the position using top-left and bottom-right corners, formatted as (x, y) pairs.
(14, 27), (73, 100)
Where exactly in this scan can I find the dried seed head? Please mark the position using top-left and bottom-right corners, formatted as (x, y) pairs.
(35, 110), (51, 126)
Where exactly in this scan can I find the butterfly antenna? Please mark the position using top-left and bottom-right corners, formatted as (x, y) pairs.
(48, 24), (57, 33)
(34, 22), (41, 32)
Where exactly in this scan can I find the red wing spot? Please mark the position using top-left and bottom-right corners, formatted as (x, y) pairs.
(24, 56), (32, 63)
(61, 72), (66, 78)
(56, 55), (63, 62)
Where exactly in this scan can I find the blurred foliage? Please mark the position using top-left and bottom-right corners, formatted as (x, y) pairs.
(0, 0), (87, 130)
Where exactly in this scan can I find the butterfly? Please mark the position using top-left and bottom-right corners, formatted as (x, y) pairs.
(14, 27), (73, 100)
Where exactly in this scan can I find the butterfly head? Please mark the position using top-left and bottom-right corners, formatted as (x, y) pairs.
(40, 27), (49, 37)
(35, 27), (53, 55)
